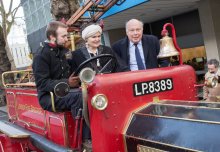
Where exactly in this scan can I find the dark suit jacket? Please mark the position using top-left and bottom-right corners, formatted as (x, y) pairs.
(69, 45), (129, 73)
(112, 34), (167, 70)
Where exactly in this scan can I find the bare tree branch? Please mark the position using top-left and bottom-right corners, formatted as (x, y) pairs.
(6, 4), (21, 36)
(0, 0), (5, 20)
(0, 0), (20, 70)
(6, 21), (13, 35)
(0, 0), (21, 36)
(0, 0), (5, 13)
(0, 6), (4, 14)
(6, 1), (20, 21)
(14, 16), (25, 20)
(12, 3), (21, 18)
(8, 0), (13, 14)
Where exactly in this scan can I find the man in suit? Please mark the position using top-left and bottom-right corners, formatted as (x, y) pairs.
(112, 18), (168, 71)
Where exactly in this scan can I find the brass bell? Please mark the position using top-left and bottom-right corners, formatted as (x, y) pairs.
(158, 34), (179, 58)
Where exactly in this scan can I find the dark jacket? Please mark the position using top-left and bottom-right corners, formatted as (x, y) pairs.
(32, 42), (71, 110)
(112, 35), (168, 70)
(69, 45), (129, 73)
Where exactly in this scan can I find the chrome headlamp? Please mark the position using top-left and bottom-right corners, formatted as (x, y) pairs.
(91, 94), (108, 110)
(79, 67), (96, 83)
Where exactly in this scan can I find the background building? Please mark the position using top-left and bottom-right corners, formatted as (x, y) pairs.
(21, 0), (52, 52)
(21, 0), (220, 66)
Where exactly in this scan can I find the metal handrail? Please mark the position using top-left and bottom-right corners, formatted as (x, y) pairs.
(2, 69), (35, 87)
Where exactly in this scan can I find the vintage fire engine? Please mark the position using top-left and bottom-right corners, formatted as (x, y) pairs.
(1, 0), (220, 152)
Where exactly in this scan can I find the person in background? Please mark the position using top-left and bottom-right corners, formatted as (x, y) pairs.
(70, 24), (129, 73)
(203, 59), (220, 102)
(112, 18), (169, 71)
(32, 21), (91, 150)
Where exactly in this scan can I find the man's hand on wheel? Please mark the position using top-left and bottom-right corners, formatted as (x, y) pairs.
(68, 73), (80, 88)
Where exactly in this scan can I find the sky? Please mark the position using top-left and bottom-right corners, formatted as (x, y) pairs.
(4, 0), (27, 45)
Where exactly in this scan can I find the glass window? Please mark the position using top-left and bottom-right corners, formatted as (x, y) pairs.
(38, 8), (46, 28)
(26, 16), (33, 34)
(35, 0), (43, 8)
(43, 0), (50, 5)
(22, 2), (30, 18)
(29, 0), (36, 12)
(32, 12), (39, 31)
(44, 3), (53, 22)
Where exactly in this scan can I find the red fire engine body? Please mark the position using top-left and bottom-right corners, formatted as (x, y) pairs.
(87, 65), (198, 151)
(0, 64), (200, 152)
(1, 1), (220, 151)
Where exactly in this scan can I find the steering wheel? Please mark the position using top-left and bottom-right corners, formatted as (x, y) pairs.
(74, 54), (116, 127)
(74, 54), (117, 76)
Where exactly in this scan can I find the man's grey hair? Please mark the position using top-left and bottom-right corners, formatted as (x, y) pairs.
(125, 19), (144, 32)
(207, 59), (219, 68)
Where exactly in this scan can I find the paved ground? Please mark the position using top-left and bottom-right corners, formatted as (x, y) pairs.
(0, 106), (7, 112)
(0, 106), (8, 121)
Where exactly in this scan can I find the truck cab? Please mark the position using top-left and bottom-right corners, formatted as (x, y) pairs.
(1, 63), (207, 152)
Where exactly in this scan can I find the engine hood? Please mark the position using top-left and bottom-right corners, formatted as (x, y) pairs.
(123, 101), (220, 152)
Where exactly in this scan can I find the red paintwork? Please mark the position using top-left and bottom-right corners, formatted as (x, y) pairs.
(2, 65), (198, 152)
(0, 134), (28, 152)
(5, 88), (77, 151)
(88, 65), (197, 152)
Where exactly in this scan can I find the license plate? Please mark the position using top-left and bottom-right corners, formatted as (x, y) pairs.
(133, 78), (173, 96)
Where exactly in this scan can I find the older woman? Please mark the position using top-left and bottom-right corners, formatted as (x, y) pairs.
(70, 24), (129, 74)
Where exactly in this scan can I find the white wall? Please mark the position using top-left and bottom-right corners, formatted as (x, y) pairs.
(10, 44), (32, 69)
(198, 0), (220, 60)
